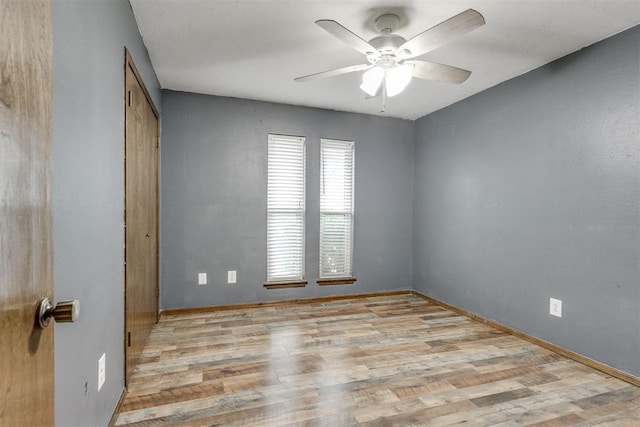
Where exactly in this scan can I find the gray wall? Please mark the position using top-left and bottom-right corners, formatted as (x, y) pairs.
(413, 26), (640, 376)
(161, 92), (414, 309)
(53, 1), (161, 425)
(50, 9), (638, 427)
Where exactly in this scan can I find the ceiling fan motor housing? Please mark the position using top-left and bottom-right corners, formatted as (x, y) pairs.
(368, 35), (408, 66)
(369, 14), (410, 65)
(369, 34), (405, 52)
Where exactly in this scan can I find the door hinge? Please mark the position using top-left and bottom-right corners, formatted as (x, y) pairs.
(128, 91), (132, 107)
(127, 331), (131, 347)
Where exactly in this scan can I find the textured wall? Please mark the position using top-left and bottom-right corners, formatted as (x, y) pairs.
(413, 25), (640, 376)
(160, 91), (414, 308)
(52, 1), (160, 425)
(50, 11), (639, 426)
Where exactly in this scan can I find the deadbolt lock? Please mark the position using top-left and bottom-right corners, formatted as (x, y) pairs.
(37, 298), (80, 328)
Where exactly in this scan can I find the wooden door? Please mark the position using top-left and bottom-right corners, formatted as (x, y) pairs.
(0, 0), (54, 425)
(124, 52), (159, 384)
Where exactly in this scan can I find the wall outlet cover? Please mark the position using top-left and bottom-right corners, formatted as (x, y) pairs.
(98, 353), (106, 391)
(550, 298), (562, 318)
(228, 270), (236, 284)
(198, 272), (207, 285)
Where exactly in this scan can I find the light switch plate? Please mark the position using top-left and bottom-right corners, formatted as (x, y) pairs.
(550, 298), (562, 318)
(228, 270), (236, 284)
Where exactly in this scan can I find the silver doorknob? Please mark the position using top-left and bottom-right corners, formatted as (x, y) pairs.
(37, 298), (80, 328)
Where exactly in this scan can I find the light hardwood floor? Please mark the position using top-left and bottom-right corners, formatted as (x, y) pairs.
(114, 294), (639, 426)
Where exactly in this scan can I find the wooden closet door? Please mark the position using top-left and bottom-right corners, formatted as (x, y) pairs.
(124, 52), (159, 384)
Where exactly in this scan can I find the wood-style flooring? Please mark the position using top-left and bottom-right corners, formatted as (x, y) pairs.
(114, 294), (640, 426)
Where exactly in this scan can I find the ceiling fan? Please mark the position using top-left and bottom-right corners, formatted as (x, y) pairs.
(295, 9), (485, 109)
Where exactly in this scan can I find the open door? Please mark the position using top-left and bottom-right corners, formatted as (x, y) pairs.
(0, 0), (54, 424)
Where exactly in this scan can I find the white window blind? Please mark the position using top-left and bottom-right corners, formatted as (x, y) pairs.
(267, 134), (306, 282)
(320, 139), (354, 278)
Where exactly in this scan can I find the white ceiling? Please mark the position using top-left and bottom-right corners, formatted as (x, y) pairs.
(130, 0), (640, 120)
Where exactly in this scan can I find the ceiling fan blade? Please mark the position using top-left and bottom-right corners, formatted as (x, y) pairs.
(316, 20), (378, 56)
(295, 64), (372, 82)
(397, 9), (485, 59)
(407, 60), (471, 84)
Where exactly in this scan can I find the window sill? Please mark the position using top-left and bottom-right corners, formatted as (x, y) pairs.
(263, 280), (308, 290)
(317, 277), (357, 286)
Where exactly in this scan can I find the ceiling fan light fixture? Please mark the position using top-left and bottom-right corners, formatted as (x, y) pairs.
(300, 9), (485, 103)
(360, 66), (385, 96)
(385, 64), (413, 97)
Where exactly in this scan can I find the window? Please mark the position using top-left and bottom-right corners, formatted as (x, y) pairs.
(319, 139), (355, 282)
(266, 134), (306, 286)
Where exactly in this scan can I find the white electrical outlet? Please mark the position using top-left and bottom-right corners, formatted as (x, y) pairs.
(98, 353), (106, 391)
(550, 298), (562, 318)
(228, 270), (236, 284)
(198, 272), (207, 285)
